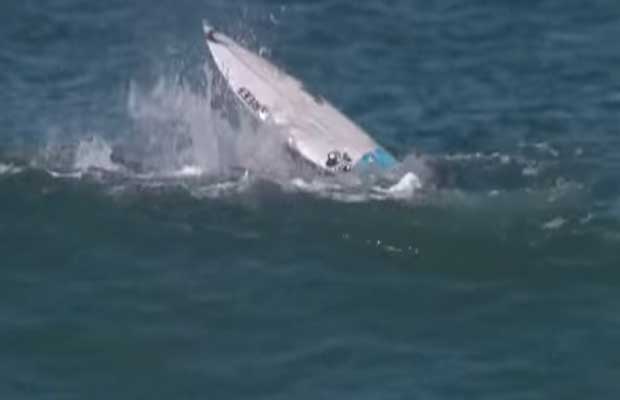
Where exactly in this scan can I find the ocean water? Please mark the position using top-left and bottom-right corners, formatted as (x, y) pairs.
(2, 0), (620, 398)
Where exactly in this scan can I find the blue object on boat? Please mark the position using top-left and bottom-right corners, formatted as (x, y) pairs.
(356, 148), (398, 169)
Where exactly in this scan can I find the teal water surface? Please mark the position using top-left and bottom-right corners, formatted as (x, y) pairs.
(1, 1), (620, 399)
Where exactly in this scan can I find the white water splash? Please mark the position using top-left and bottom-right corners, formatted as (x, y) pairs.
(111, 66), (430, 201)
(125, 67), (295, 179)
(287, 170), (424, 202)
(376, 172), (423, 200)
(73, 136), (120, 172)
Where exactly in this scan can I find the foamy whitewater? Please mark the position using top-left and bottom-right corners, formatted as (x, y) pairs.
(2, 58), (586, 207)
(4, 60), (440, 203)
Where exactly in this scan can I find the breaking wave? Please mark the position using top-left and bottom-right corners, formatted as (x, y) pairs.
(0, 59), (588, 207)
(0, 60), (438, 202)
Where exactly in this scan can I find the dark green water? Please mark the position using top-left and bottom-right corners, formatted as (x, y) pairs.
(1, 1), (620, 398)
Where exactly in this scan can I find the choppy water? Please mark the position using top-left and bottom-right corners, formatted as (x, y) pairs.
(2, 0), (620, 398)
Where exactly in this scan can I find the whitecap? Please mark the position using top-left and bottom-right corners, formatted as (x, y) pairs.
(0, 163), (23, 176)
(542, 217), (567, 230)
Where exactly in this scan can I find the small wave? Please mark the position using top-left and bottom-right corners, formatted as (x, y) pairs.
(542, 217), (567, 231)
(0, 163), (23, 176)
(189, 170), (253, 199)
